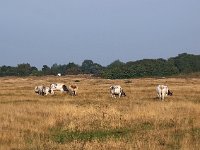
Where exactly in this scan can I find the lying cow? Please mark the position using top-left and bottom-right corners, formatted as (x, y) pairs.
(34, 85), (52, 96)
(50, 83), (68, 94)
(156, 85), (173, 100)
(68, 84), (78, 96)
(110, 85), (126, 98)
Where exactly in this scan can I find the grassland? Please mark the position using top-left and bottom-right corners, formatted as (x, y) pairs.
(0, 75), (200, 150)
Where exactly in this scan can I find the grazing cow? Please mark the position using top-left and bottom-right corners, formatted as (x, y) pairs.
(35, 85), (52, 96)
(68, 84), (78, 96)
(50, 83), (68, 94)
(57, 73), (61, 76)
(156, 85), (173, 100)
(34, 85), (45, 96)
(44, 87), (52, 95)
(110, 85), (126, 98)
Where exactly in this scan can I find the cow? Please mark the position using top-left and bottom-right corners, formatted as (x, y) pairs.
(156, 85), (173, 100)
(57, 73), (61, 76)
(44, 86), (52, 95)
(110, 85), (126, 98)
(34, 85), (45, 96)
(68, 84), (78, 96)
(34, 85), (52, 96)
(50, 83), (68, 94)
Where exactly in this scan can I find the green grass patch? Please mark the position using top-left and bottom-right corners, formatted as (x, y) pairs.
(50, 127), (131, 144)
(159, 120), (176, 129)
(190, 127), (200, 138)
(166, 129), (185, 150)
(137, 121), (155, 130)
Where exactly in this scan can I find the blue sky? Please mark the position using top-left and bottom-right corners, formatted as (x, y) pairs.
(0, 0), (200, 68)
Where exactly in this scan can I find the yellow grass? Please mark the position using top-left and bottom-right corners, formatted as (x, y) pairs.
(0, 76), (200, 150)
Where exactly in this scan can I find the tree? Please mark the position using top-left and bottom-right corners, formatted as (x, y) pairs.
(0, 65), (17, 76)
(81, 60), (94, 74)
(107, 60), (125, 69)
(50, 63), (62, 75)
(170, 53), (200, 73)
(16, 63), (32, 76)
(42, 65), (51, 75)
(65, 63), (81, 75)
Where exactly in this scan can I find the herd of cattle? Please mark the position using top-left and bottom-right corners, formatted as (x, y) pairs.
(34, 83), (173, 101)
(34, 83), (78, 96)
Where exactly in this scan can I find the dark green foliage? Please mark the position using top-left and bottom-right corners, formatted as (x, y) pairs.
(50, 63), (65, 75)
(125, 59), (179, 77)
(101, 60), (130, 79)
(65, 62), (81, 75)
(0, 53), (199, 78)
(0, 65), (17, 76)
(42, 65), (51, 75)
(170, 53), (200, 73)
(81, 59), (104, 75)
(16, 63), (33, 76)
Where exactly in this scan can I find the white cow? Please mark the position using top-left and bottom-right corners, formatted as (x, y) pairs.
(44, 87), (52, 95)
(156, 85), (173, 100)
(34, 85), (52, 96)
(110, 85), (126, 98)
(50, 83), (68, 94)
(68, 85), (78, 96)
(57, 73), (61, 76)
(35, 85), (45, 96)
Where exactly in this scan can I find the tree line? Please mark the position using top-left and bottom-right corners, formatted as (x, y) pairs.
(0, 53), (200, 79)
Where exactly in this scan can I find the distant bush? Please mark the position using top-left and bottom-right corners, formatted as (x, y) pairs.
(0, 53), (199, 79)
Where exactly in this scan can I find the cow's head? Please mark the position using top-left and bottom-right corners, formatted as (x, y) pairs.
(110, 86), (114, 90)
(48, 88), (52, 94)
(34, 86), (39, 93)
(168, 90), (173, 96)
(35, 90), (39, 94)
(62, 85), (69, 92)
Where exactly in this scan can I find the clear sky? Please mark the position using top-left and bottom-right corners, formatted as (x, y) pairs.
(0, 0), (200, 68)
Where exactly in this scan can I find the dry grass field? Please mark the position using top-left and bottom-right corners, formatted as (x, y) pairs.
(0, 75), (200, 150)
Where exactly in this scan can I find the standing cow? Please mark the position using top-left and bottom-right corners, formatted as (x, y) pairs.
(110, 85), (126, 98)
(156, 85), (173, 100)
(68, 85), (78, 96)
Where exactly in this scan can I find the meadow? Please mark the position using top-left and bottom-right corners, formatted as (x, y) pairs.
(0, 75), (200, 150)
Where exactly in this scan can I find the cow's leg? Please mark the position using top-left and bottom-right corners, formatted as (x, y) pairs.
(61, 89), (64, 93)
(38, 90), (42, 95)
(51, 90), (54, 95)
(159, 94), (162, 100)
(119, 93), (121, 98)
(158, 92), (162, 100)
(112, 94), (116, 98)
(161, 92), (165, 101)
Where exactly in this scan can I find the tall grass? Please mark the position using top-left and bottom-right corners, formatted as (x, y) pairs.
(0, 76), (200, 149)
